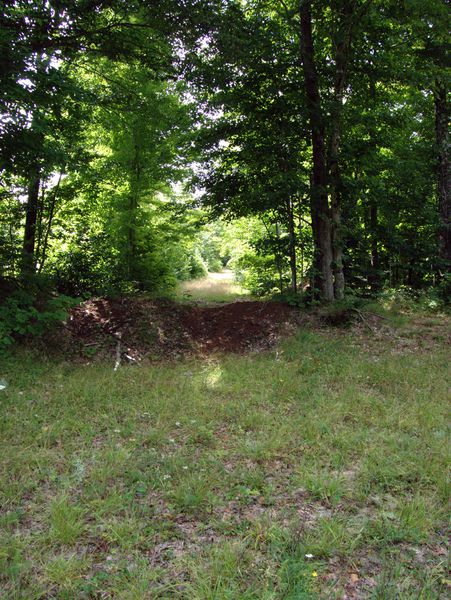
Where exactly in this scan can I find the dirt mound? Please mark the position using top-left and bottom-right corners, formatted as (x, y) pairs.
(62, 297), (297, 362)
(179, 301), (295, 352)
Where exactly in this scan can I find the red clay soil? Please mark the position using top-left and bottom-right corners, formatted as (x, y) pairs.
(61, 297), (297, 362)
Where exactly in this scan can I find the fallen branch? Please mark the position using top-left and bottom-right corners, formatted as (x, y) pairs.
(365, 310), (390, 321)
(352, 308), (377, 333)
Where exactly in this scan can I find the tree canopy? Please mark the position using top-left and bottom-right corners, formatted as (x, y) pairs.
(0, 0), (449, 326)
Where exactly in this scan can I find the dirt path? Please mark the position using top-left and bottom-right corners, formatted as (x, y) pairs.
(178, 270), (250, 304)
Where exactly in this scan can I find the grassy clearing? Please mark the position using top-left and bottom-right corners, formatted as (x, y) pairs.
(0, 315), (449, 598)
(178, 271), (250, 303)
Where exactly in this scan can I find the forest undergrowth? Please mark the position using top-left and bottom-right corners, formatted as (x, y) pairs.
(0, 295), (449, 599)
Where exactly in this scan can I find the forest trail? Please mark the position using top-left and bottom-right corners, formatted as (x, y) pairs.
(178, 270), (250, 304)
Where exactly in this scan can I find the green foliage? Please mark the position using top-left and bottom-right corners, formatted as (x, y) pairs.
(171, 246), (208, 281)
(188, 0), (448, 298)
(0, 282), (78, 351)
(0, 0), (449, 319)
(378, 284), (449, 312)
(236, 252), (285, 297)
(50, 234), (127, 297)
(198, 223), (228, 272)
(271, 290), (306, 307)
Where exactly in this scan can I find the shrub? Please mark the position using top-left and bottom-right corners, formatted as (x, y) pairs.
(0, 281), (78, 352)
(234, 253), (290, 296)
(379, 284), (449, 312)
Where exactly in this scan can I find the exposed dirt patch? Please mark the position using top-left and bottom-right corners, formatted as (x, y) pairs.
(59, 297), (298, 362)
(179, 301), (296, 352)
(47, 295), (449, 364)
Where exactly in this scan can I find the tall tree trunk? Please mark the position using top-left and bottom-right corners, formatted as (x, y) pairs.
(368, 201), (380, 293)
(34, 180), (46, 265)
(37, 172), (63, 274)
(275, 222), (284, 293)
(286, 199), (297, 293)
(300, 0), (334, 301)
(298, 216), (305, 285)
(328, 1), (355, 300)
(435, 79), (450, 267)
(128, 188), (138, 278)
(329, 117), (344, 300)
(22, 163), (41, 274)
(330, 177), (344, 299)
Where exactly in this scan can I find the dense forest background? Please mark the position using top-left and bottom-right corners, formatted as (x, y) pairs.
(0, 0), (449, 346)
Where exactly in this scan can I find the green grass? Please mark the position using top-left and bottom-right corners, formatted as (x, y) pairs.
(178, 270), (250, 303)
(0, 317), (449, 598)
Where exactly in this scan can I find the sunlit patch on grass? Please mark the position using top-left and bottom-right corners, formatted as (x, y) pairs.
(202, 362), (223, 389)
(178, 270), (250, 303)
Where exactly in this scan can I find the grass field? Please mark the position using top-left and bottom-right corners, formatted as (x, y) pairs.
(0, 308), (449, 598)
(178, 271), (250, 303)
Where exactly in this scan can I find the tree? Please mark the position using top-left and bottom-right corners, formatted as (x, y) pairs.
(0, 0), (175, 276)
(187, 1), (312, 293)
(299, 0), (334, 300)
(1, 0), (448, 306)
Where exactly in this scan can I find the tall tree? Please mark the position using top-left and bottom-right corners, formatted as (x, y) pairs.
(299, 0), (334, 300)
(435, 80), (450, 266)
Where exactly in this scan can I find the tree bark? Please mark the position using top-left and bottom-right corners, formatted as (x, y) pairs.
(22, 163), (41, 274)
(329, 120), (344, 300)
(34, 180), (47, 266)
(298, 214), (305, 285)
(286, 199), (297, 293)
(328, 1), (355, 300)
(368, 201), (380, 292)
(331, 196), (344, 298)
(435, 79), (450, 267)
(37, 172), (63, 273)
(275, 222), (284, 293)
(299, 0), (334, 301)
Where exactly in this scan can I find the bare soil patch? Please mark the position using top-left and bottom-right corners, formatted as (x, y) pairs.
(60, 297), (298, 361)
(51, 296), (450, 364)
